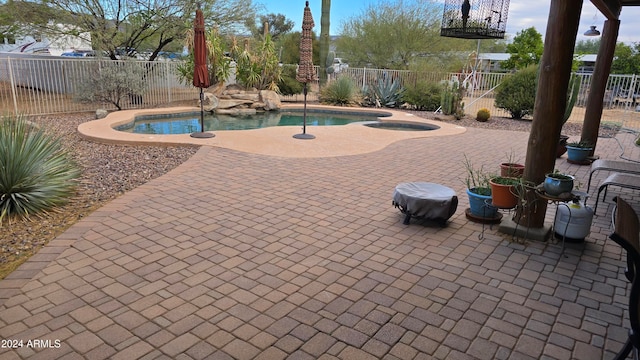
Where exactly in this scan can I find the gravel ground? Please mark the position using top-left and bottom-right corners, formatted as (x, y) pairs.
(0, 112), (200, 277)
(0, 110), (620, 278)
(410, 111), (622, 138)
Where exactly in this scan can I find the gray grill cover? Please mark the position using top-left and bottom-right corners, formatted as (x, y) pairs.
(393, 182), (458, 220)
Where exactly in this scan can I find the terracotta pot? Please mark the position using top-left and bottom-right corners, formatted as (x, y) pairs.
(500, 163), (524, 178)
(557, 135), (569, 158)
(490, 178), (518, 209)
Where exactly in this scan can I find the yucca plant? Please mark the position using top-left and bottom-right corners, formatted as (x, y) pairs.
(363, 77), (405, 108)
(0, 115), (80, 224)
(319, 76), (362, 106)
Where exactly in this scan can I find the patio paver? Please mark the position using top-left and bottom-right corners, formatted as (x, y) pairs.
(0, 124), (637, 359)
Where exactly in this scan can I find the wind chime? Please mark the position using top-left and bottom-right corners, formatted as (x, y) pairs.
(440, 0), (510, 39)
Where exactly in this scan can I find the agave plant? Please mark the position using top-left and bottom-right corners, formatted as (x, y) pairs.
(0, 115), (80, 224)
(364, 76), (405, 108)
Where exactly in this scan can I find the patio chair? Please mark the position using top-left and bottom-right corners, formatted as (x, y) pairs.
(609, 197), (640, 360)
(594, 173), (640, 214)
(587, 159), (640, 192)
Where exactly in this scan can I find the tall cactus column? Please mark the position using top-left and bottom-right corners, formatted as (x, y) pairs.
(319, 0), (331, 86)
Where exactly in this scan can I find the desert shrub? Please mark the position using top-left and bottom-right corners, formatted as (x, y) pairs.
(75, 60), (147, 110)
(278, 65), (304, 96)
(0, 115), (80, 224)
(319, 76), (362, 106)
(476, 108), (491, 122)
(402, 81), (442, 111)
(232, 35), (282, 91)
(362, 76), (405, 108)
(495, 65), (538, 119)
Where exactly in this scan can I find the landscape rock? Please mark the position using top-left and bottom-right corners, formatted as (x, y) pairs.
(231, 93), (260, 102)
(217, 99), (254, 109)
(260, 90), (281, 110)
(96, 109), (109, 119)
(202, 93), (219, 111)
(215, 108), (257, 116)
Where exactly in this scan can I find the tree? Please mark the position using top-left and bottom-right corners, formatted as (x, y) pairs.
(495, 65), (538, 119)
(74, 60), (147, 110)
(575, 39), (600, 54)
(501, 27), (543, 70)
(2, 0), (257, 61)
(611, 42), (640, 75)
(246, 13), (294, 40)
(276, 31), (320, 65)
(335, 0), (462, 70)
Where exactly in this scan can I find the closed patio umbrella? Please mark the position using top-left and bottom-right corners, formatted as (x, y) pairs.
(293, 1), (317, 140)
(191, 5), (214, 138)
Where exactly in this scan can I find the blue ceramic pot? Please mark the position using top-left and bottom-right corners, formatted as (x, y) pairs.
(543, 174), (574, 196)
(467, 188), (497, 218)
(566, 146), (592, 162)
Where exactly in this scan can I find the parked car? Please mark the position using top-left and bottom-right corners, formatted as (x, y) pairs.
(333, 58), (349, 73)
(60, 50), (96, 57)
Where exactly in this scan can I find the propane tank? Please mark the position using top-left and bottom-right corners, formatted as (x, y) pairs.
(554, 197), (594, 243)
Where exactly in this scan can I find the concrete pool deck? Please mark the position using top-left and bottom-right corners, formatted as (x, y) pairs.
(78, 105), (466, 158)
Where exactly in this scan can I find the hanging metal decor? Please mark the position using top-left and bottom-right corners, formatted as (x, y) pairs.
(440, 0), (510, 39)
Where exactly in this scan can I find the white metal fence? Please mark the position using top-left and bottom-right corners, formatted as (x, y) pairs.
(0, 55), (198, 116)
(1, 55), (639, 130)
(331, 68), (640, 130)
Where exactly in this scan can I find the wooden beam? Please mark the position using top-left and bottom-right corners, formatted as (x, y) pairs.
(582, 19), (620, 153)
(590, 0), (622, 19)
(516, 0), (583, 228)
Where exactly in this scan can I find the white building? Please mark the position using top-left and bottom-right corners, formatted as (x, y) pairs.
(0, 23), (92, 56)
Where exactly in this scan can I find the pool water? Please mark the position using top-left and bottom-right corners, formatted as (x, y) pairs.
(115, 111), (387, 134)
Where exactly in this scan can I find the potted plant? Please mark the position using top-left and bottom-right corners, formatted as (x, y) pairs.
(543, 171), (575, 196)
(566, 141), (593, 163)
(500, 163), (525, 178)
(463, 155), (497, 219)
(557, 134), (570, 158)
(490, 176), (520, 209)
(499, 152), (524, 178)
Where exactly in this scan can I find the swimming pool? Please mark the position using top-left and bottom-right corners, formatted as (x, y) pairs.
(115, 110), (390, 134)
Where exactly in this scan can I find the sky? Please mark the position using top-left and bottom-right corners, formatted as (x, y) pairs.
(256, 0), (640, 45)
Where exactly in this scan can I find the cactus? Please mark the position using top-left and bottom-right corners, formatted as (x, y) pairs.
(326, 51), (335, 75)
(563, 74), (581, 125)
(476, 108), (490, 122)
(440, 79), (465, 118)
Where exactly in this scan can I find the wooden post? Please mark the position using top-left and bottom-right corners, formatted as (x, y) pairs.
(581, 19), (620, 154)
(516, 0), (583, 228)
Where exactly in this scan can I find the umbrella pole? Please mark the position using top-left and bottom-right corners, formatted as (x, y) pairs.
(293, 82), (315, 139)
(191, 87), (214, 138)
(303, 83), (307, 134)
(200, 88), (205, 132)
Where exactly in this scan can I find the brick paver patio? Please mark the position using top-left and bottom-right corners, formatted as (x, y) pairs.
(1, 124), (638, 359)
